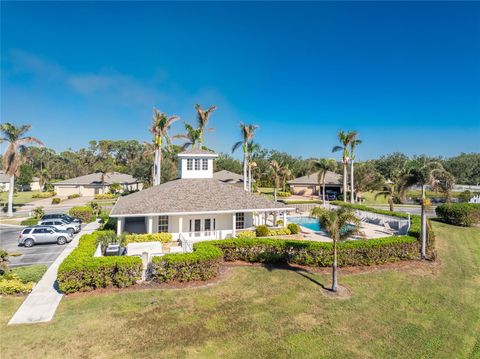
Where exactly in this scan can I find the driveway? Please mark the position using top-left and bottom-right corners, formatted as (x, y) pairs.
(0, 224), (82, 268)
(5, 195), (94, 217)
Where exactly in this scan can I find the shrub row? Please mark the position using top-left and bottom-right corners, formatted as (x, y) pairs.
(330, 201), (409, 219)
(20, 217), (39, 226)
(69, 206), (95, 222)
(0, 274), (33, 295)
(32, 191), (55, 198)
(236, 230), (256, 239)
(57, 231), (142, 293)
(435, 203), (480, 226)
(67, 193), (81, 199)
(149, 242), (223, 283)
(94, 193), (118, 200)
(124, 232), (173, 244)
(277, 191), (292, 197)
(212, 236), (419, 267)
(255, 225), (291, 237)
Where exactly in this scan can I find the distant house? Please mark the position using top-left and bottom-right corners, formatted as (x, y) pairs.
(53, 172), (143, 197)
(110, 149), (293, 239)
(287, 171), (342, 197)
(0, 171), (41, 192)
(213, 170), (253, 187)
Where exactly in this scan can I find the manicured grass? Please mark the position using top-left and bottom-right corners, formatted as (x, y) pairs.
(1, 222), (479, 358)
(0, 191), (41, 207)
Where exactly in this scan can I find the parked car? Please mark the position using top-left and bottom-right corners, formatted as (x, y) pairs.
(41, 213), (82, 224)
(38, 219), (80, 234)
(19, 226), (73, 247)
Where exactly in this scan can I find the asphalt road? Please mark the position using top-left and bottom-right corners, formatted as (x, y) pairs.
(0, 225), (76, 268)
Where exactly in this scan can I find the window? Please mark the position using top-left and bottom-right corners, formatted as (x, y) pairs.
(235, 212), (245, 230)
(158, 216), (169, 233)
(202, 158), (208, 171)
(22, 229), (32, 234)
(194, 158), (201, 170)
(33, 228), (47, 234)
(187, 159), (193, 170)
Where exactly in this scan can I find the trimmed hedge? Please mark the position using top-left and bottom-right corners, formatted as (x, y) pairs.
(288, 223), (300, 234)
(69, 206), (95, 222)
(67, 193), (81, 199)
(277, 191), (292, 197)
(255, 225), (291, 237)
(57, 231), (142, 293)
(124, 233), (173, 244)
(32, 191), (55, 198)
(212, 236), (419, 267)
(51, 197), (61, 204)
(236, 230), (256, 239)
(149, 242), (223, 282)
(435, 203), (480, 226)
(94, 193), (118, 200)
(20, 217), (38, 226)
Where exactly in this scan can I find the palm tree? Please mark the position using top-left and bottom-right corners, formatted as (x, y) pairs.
(246, 141), (260, 192)
(316, 208), (360, 292)
(311, 159), (337, 207)
(269, 160), (282, 202)
(150, 108), (179, 185)
(280, 164), (293, 192)
(174, 122), (201, 150)
(348, 132), (362, 204)
(1, 123), (43, 217)
(195, 104), (217, 148)
(332, 130), (356, 203)
(375, 183), (397, 212)
(432, 170), (455, 203)
(232, 123), (258, 191)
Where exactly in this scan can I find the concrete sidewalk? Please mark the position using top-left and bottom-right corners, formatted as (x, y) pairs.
(8, 220), (101, 325)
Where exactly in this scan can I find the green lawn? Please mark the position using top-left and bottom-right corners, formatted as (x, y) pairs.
(0, 191), (41, 207)
(1, 222), (479, 358)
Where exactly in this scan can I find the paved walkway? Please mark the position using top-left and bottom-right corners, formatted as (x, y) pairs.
(8, 220), (101, 325)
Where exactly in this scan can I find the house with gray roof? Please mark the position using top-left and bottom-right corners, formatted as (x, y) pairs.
(213, 169), (254, 187)
(0, 171), (41, 192)
(110, 150), (294, 240)
(288, 171), (342, 197)
(53, 172), (143, 197)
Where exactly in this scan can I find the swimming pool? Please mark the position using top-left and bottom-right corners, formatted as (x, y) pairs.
(287, 216), (321, 232)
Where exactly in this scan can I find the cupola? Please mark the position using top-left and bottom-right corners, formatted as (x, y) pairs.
(177, 148), (218, 179)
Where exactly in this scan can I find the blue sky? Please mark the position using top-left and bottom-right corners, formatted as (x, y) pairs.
(1, 1), (479, 160)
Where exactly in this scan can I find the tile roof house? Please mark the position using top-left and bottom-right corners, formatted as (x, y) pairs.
(287, 171), (342, 197)
(110, 150), (294, 241)
(53, 172), (143, 197)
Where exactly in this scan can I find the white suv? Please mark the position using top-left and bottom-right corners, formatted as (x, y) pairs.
(38, 219), (80, 234)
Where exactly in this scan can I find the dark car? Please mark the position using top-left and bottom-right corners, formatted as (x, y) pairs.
(41, 213), (82, 224)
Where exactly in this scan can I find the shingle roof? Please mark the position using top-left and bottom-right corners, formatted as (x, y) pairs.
(178, 148), (217, 156)
(110, 178), (289, 216)
(287, 171), (341, 185)
(54, 172), (140, 186)
(213, 170), (251, 184)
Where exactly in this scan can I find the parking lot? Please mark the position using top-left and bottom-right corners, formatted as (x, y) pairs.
(0, 225), (81, 268)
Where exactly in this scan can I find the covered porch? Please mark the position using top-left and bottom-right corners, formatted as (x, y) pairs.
(115, 209), (291, 241)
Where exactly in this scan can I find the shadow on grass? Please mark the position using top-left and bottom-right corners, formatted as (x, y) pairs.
(259, 262), (331, 291)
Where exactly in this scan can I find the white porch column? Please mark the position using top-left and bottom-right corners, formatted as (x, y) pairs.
(232, 213), (236, 237)
(147, 216), (154, 234)
(283, 212), (287, 228)
(117, 217), (125, 236)
(178, 217), (183, 238)
(264, 212), (268, 225)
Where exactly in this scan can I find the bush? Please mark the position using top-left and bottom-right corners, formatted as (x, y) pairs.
(69, 206), (95, 222)
(149, 242), (223, 283)
(101, 215), (117, 231)
(256, 225), (270, 237)
(124, 233), (173, 244)
(288, 223), (300, 234)
(268, 228), (291, 236)
(435, 203), (480, 226)
(57, 231), (142, 293)
(212, 236), (419, 267)
(51, 197), (61, 204)
(0, 274), (33, 295)
(67, 194), (81, 199)
(11, 264), (47, 283)
(277, 191), (292, 197)
(236, 230), (256, 239)
(33, 206), (45, 219)
(276, 219), (284, 226)
(20, 217), (38, 226)
(94, 193), (118, 200)
(32, 191), (55, 198)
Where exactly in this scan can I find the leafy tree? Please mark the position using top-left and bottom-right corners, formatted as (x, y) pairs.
(442, 153), (480, 185)
(316, 208), (360, 292)
(214, 153), (243, 174)
(375, 183), (397, 211)
(432, 170), (455, 203)
(353, 161), (384, 202)
(0, 123), (43, 217)
(16, 164), (34, 190)
(0, 248), (9, 275)
(373, 152), (409, 182)
(109, 182), (121, 194)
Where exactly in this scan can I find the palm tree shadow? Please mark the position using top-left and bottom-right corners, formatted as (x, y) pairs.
(260, 263), (330, 290)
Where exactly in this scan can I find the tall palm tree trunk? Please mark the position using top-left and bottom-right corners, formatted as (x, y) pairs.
(248, 165), (252, 192)
(322, 178), (327, 208)
(273, 185), (277, 202)
(421, 184), (426, 200)
(332, 238), (338, 292)
(350, 159), (355, 204)
(158, 149), (162, 185)
(7, 176), (14, 217)
(343, 161), (347, 203)
(153, 148), (159, 185)
(243, 148), (248, 191)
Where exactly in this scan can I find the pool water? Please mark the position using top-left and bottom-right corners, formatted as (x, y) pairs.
(288, 216), (321, 232)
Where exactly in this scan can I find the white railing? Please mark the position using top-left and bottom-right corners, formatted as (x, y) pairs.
(178, 233), (193, 253)
(185, 230), (222, 240)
